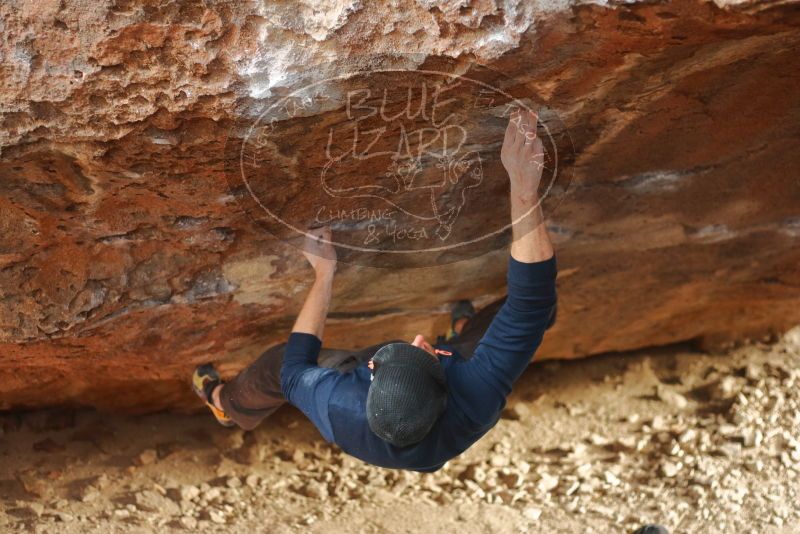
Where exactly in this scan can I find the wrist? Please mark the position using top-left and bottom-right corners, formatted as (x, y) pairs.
(510, 182), (540, 205)
(315, 266), (335, 282)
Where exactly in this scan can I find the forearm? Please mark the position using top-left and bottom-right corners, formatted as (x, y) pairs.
(509, 184), (553, 264)
(291, 270), (334, 340)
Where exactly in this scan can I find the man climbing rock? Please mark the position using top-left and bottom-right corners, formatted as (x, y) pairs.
(193, 110), (557, 471)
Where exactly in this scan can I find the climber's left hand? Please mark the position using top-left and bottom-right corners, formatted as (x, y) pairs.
(302, 226), (337, 278)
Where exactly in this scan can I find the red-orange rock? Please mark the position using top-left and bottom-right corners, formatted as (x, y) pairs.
(1, 0), (798, 412)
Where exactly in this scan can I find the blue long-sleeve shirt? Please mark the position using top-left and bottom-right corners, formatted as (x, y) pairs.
(281, 255), (557, 472)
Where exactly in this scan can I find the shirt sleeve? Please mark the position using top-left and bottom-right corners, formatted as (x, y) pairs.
(448, 255), (557, 427)
(280, 332), (340, 442)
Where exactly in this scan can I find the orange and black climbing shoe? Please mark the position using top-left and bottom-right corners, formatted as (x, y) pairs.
(436, 299), (476, 344)
(192, 364), (234, 427)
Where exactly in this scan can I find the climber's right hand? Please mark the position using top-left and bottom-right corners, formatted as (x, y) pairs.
(500, 109), (545, 198)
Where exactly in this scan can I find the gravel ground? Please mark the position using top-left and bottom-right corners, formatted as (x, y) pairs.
(2, 327), (799, 533)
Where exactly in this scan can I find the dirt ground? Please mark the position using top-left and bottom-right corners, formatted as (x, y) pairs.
(2, 328), (799, 534)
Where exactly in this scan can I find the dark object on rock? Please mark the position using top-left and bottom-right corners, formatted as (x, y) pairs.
(633, 525), (669, 534)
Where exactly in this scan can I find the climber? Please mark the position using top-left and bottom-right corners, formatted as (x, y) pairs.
(193, 110), (557, 471)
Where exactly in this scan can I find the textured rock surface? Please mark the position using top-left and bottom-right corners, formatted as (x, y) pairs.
(1, 0), (799, 412)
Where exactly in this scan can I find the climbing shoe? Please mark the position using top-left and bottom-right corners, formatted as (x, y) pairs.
(448, 299), (475, 340)
(192, 364), (234, 427)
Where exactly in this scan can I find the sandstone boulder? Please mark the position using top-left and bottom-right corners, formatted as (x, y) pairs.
(0, 0), (798, 412)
